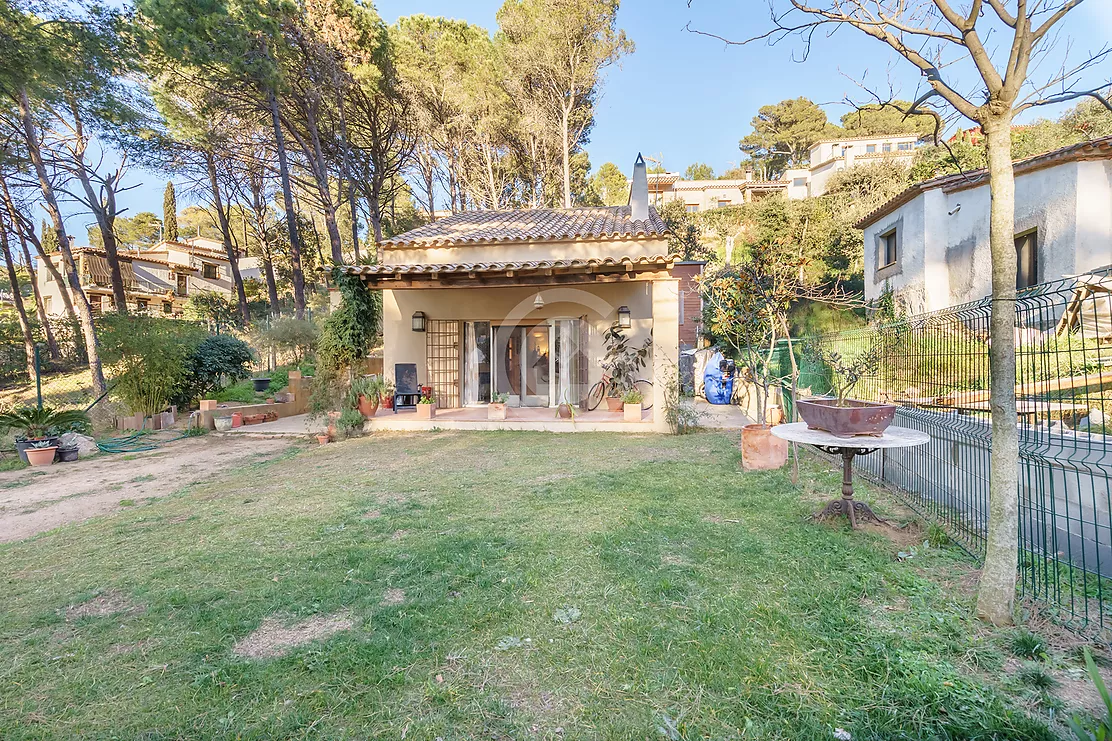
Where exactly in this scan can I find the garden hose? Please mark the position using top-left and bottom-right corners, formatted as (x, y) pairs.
(96, 429), (190, 454)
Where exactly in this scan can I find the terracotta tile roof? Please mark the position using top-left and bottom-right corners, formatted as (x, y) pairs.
(379, 205), (668, 248)
(338, 254), (678, 278)
(855, 135), (1112, 229)
(671, 179), (787, 191)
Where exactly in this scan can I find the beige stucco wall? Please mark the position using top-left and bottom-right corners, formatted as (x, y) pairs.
(382, 277), (679, 431)
(386, 237), (670, 265)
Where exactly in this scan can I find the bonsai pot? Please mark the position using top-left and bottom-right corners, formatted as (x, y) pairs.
(605, 396), (624, 413)
(214, 415), (234, 432)
(316, 434), (330, 445)
(416, 403), (436, 420)
(252, 378), (272, 393)
(357, 394), (380, 419)
(740, 424), (788, 471)
(796, 398), (897, 438)
(488, 402), (507, 421)
(557, 403), (573, 419)
(25, 446), (58, 467)
(623, 402), (643, 423)
(57, 445), (79, 463)
(16, 437), (59, 464)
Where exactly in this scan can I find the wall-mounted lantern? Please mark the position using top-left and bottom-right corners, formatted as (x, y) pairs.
(412, 311), (426, 332)
(533, 294), (545, 309)
(617, 305), (631, 329)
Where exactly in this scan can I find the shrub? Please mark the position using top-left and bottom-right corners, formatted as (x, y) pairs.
(179, 335), (254, 404)
(318, 270), (381, 378)
(336, 407), (365, 438)
(98, 315), (208, 416)
(267, 368), (291, 393)
(0, 406), (91, 439)
(185, 291), (241, 329)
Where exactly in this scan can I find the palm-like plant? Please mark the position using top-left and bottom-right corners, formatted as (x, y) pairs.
(0, 407), (92, 440)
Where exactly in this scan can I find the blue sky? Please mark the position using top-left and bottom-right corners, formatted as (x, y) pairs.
(74, 0), (1112, 238)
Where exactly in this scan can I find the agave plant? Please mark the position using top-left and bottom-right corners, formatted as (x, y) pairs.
(0, 406), (91, 440)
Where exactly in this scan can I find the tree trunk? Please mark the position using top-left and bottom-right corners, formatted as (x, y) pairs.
(1, 226), (37, 383)
(369, 190), (384, 263)
(561, 106), (572, 208)
(74, 169), (128, 314)
(204, 152), (249, 324)
(270, 91), (306, 319)
(16, 228), (60, 359)
(975, 112), (1020, 627)
(348, 182), (360, 263)
(18, 86), (106, 396)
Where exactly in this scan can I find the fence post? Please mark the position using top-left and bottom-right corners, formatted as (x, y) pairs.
(34, 344), (43, 411)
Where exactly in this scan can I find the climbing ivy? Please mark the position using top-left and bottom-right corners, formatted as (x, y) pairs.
(317, 268), (382, 379)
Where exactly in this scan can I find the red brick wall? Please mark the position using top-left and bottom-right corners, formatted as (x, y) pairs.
(672, 262), (705, 349)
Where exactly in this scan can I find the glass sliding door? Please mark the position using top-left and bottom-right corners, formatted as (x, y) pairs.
(494, 325), (522, 404)
(463, 321), (492, 405)
(554, 319), (581, 408)
(521, 325), (552, 407)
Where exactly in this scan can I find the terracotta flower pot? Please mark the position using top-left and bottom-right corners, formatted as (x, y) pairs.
(358, 394), (380, 419)
(25, 446), (58, 467)
(231, 412), (243, 428)
(381, 395), (394, 410)
(416, 404), (436, 420)
(623, 402), (643, 423)
(605, 396), (624, 412)
(796, 398), (897, 438)
(327, 410), (341, 436)
(488, 403), (507, 421)
(316, 434), (330, 445)
(740, 424), (788, 471)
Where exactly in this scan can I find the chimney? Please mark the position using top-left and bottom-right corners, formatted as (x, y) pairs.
(629, 153), (648, 221)
(743, 169), (754, 181)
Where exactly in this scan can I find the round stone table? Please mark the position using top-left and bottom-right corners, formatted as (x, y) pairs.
(772, 423), (930, 528)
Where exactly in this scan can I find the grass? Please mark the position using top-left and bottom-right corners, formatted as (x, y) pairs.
(0, 430), (1078, 739)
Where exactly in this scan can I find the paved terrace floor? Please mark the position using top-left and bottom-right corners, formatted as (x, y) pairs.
(223, 400), (752, 437)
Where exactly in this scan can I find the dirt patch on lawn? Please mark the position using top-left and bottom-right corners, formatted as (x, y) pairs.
(381, 588), (406, 606)
(63, 590), (142, 620)
(232, 612), (354, 659)
(0, 435), (294, 543)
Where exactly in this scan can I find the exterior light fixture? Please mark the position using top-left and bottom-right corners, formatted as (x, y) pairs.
(618, 305), (631, 329)
(533, 294), (545, 309)
(411, 311), (426, 332)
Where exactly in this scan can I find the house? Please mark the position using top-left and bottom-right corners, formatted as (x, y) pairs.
(336, 155), (688, 431)
(647, 133), (921, 210)
(803, 133), (920, 197)
(856, 136), (1112, 313)
(36, 236), (260, 317)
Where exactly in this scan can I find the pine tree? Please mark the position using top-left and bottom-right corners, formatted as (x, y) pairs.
(163, 182), (178, 241)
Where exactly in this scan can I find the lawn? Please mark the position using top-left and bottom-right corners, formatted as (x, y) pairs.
(0, 430), (1087, 739)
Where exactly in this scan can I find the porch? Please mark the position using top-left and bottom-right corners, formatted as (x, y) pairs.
(220, 401), (752, 437)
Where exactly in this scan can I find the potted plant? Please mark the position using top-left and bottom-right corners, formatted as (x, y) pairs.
(24, 439), (58, 467)
(798, 340), (895, 437)
(252, 376), (272, 393)
(381, 379), (396, 410)
(56, 444), (79, 463)
(0, 407), (91, 464)
(622, 389), (644, 422)
(556, 391), (577, 420)
(351, 375), (385, 419)
(416, 391), (437, 420)
(601, 322), (652, 413)
(316, 433), (330, 445)
(488, 392), (508, 421)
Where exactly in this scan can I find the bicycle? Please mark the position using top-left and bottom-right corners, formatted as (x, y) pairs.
(585, 373), (654, 412)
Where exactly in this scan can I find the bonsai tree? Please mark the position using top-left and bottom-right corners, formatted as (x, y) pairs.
(804, 340), (884, 406)
(0, 407), (91, 440)
(600, 323), (651, 398)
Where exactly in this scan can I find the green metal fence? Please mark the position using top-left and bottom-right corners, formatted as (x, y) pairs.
(786, 267), (1112, 636)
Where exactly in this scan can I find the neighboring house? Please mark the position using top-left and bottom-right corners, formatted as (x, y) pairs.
(857, 136), (1112, 314)
(804, 133), (920, 197)
(36, 236), (260, 317)
(648, 133), (921, 210)
(336, 155), (686, 431)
